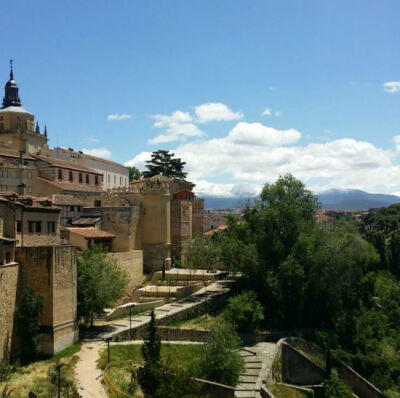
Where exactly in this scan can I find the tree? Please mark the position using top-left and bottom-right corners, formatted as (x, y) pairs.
(77, 245), (128, 326)
(324, 372), (353, 398)
(194, 320), (243, 386)
(223, 291), (264, 332)
(14, 288), (44, 360)
(127, 166), (141, 181)
(142, 310), (161, 365)
(142, 150), (187, 179)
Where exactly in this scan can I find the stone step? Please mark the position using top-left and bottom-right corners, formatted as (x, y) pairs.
(239, 375), (258, 383)
(234, 391), (257, 398)
(240, 369), (260, 376)
(236, 383), (257, 390)
(243, 365), (262, 370)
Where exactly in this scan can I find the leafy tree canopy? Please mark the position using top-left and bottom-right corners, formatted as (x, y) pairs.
(142, 150), (187, 179)
(127, 166), (141, 181)
(77, 245), (128, 326)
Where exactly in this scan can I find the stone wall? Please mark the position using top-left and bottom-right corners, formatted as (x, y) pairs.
(0, 263), (18, 361)
(171, 199), (192, 261)
(192, 199), (204, 236)
(282, 342), (325, 385)
(336, 362), (384, 398)
(142, 243), (171, 274)
(15, 245), (78, 355)
(108, 250), (143, 292)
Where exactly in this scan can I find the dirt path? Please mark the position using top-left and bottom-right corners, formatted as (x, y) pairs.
(75, 342), (108, 398)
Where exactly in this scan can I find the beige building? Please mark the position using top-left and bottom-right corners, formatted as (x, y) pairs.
(0, 193), (78, 359)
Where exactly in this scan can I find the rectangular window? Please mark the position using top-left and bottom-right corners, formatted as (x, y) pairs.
(47, 221), (56, 233)
(58, 169), (63, 180)
(86, 174), (89, 184)
(27, 171), (32, 179)
(114, 175), (116, 184)
(70, 205), (74, 211)
(28, 221), (34, 233)
(16, 220), (21, 233)
(69, 171), (73, 181)
(26, 186), (32, 193)
(120, 176), (122, 185)
(35, 221), (42, 233)
(79, 173), (83, 183)
(95, 176), (99, 185)
(77, 206), (81, 212)
(94, 200), (101, 207)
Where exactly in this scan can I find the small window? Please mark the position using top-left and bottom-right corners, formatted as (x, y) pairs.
(47, 221), (56, 233)
(120, 176), (122, 185)
(16, 221), (21, 233)
(58, 169), (63, 180)
(77, 206), (81, 212)
(114, 175), (116, 184)
(86, 174), (89, 184)
(95, 176), (99, 185)
(35, 221), (42, 233)
(79, 173), (83, 183)
(28, 221), (34, 233)
(27, 171), (32, 179)
(26, 186), (32, 193)
(69, 205), (74, 211)
(94, 200), (101, 207)
(69, 171), (73, 181)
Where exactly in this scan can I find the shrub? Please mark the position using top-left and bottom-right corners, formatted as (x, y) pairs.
(193, 320), (243, 386)
(324, 372), (353, 398)
(223, 290), (264, 332)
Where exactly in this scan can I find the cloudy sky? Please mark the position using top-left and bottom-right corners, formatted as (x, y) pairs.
(2, 1), (400, 197)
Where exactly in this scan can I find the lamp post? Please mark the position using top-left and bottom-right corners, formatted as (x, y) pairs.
(55, 362), (64, 398)
(129, 305), (132, 339)
(105, 336), (112, 365)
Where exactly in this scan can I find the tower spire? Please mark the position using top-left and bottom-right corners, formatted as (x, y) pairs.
(2, 60), (21, 108)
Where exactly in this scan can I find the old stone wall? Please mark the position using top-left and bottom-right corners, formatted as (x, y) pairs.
(142, 243), (171, 274)
(16, 209), (60, 247)
(171, 199), (192, 261)
(336, 362), (384, 398)
(108, 250), (143, 292)
(15, 245), (78, 355)
(0, 263), (18, 361)
(192, 199), (204, 236)
(282, 342), (325, 385)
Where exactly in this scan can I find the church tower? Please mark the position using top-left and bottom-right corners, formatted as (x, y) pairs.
(0, 61), (48, 154)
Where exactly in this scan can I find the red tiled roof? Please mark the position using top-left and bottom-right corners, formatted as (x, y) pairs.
(37, 178), (104, 193)
(67, 227), (115, 239)
(33, 154), (102, 174)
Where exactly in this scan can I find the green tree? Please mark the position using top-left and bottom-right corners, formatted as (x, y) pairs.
(142, 310), (161, 365)
(142, 150), (187, 179)
(14, 288), (44, 360)
(194, 321), (243, 386)
(77, 245), (128, 326)
(127, 166), (141, 181)
(223, 291), (264, 332)
(184, 235), (222, 271)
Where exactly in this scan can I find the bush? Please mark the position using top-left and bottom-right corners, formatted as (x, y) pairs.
(0, 361), (15, 382)
(324, 372), (353, 398)
(193, 320), (243, 386)
(223, 290), (264, 332)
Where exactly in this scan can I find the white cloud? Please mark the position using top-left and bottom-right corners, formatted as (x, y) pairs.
(262, 108), (272, 116)
(126, 120), (400, 197)
(383, 81), (400, 93)
(87, 136), (100, 144)
(275, 111), (282, 117)
(81, 147), (112, 159)
(124, 151), (151, 169)
(107, 113), (133, 121)
(194, 102), (243, 123)
(150, 111), (202, 144)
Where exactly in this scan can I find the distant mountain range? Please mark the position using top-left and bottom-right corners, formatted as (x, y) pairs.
(201, 189), (400, 211)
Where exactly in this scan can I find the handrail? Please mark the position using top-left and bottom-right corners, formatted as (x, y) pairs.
(103, 361), (137, 398)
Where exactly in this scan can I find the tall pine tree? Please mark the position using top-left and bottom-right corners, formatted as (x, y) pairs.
(142, 150), (187, 179)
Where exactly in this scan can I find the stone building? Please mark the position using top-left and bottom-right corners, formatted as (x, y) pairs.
(0, 193), (78, 359)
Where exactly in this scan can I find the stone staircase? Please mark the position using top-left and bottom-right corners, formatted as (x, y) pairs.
(235, 348), (263, 398)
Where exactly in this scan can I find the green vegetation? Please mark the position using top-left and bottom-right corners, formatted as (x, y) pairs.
(14, 288), (44, 361)
(193, 320), (243, 386)
(271, 383), (314, 398)
(142, 150), (187, 179)
(185, 174), (400, 394)
(127, 166), (141, 181)
(168, 313), (222, 330)
(77, 245), (128, 326)
(0, 344), (80, 398)
(324, 373), (352, 398)
(223, 290), (264, 332)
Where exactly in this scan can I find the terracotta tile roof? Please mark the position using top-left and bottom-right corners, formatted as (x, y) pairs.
(52, 147), (127, 169)
(34, 154), (102, 174)
(67, 227), (115, 239)
(52, 194), (85, 206)
(37, 177), (104, 193)
(71, 217), (101, 226)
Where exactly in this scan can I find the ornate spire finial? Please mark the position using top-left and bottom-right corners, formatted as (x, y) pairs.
(2, 60), (21, 108)
(10, 59), (13, 80)
(44, 125), (48, 137)
(35, 122), (40, 134)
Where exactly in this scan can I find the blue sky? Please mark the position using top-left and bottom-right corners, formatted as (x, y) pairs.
(1, 1), (400, 196)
